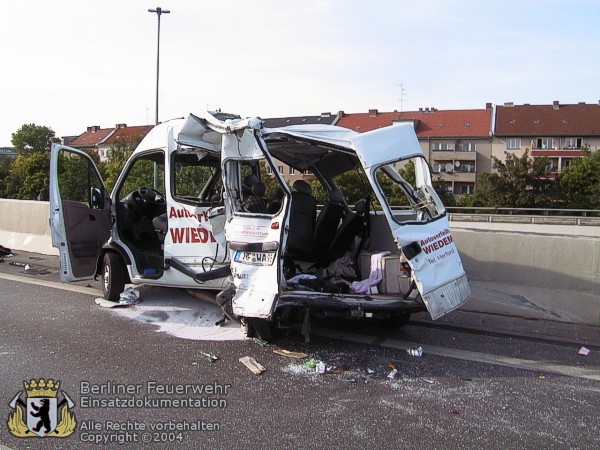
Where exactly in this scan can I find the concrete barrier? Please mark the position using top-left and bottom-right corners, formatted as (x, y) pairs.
(0, 199), (58, 255)
(452, 222), (600, 327)
(0, 199), (598, 327)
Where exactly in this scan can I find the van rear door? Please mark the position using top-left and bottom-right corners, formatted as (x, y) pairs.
(220, 126), (286, 319)
(49, 144), (111, 281)
(351, 124), (471, 319)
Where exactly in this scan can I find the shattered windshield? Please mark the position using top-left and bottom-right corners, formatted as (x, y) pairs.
(375, 156), (445, 223)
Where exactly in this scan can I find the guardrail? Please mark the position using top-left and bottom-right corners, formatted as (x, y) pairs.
(446, 207), (600, 226)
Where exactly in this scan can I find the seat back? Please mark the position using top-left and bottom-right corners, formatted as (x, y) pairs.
(311, 189), (346, 258)
(287, 180), (317, 255)
(328, 199), (367, 260)
(245, 182), (268, 213)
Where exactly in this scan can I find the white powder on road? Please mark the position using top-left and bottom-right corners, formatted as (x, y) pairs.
(100, 286), (246, 341)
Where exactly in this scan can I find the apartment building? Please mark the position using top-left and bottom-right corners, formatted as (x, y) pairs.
(336, 106), (493, 196)
(262, 113), (337, 185)
(493, 101), (600, 176)
(69, 124), (154, 162)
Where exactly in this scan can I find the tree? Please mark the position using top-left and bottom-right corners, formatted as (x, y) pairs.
(11, 124), (59, 156)
(470, 150), (555, 208)
(0, 156), (12, 198)
(3, 153), (50, 200)
(556, 145), (600, 209)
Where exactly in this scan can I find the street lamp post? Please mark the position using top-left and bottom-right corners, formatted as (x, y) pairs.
(148, 6), (170, 126)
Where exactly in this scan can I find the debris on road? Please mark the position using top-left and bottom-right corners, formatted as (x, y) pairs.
(239, 356), (266, 375)
(273, 349), (308, 359)
(94, 298), (130, 308)
(387, 364), (399, 379)
(449, 410), (462, 415)
(316, 361), (327, 374)
(367, 368), (375, 374)
(252, 338), (269, 347)
(199, 351), (218, 363)
(407, 346), (423, 357)
(9, 261), (27, 268)
(327, 364), (350, 374)
(119, 288), (141, 305)
(578, 346), (591, 356)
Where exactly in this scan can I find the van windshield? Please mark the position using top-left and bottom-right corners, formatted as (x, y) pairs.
(374, 155), (445, 223)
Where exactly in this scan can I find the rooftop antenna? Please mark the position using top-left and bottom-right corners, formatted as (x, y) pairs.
(397, 81), (407, 112)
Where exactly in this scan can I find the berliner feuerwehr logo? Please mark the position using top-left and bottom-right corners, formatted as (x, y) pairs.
(7, 378), (76, 438)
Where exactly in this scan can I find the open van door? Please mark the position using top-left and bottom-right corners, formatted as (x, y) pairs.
(352, 124), (471, 319)
(219, 123), (286, 321)
(49, 144), (111, 282)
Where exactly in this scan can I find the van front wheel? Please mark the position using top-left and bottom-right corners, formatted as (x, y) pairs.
(102, 253), (126, 301)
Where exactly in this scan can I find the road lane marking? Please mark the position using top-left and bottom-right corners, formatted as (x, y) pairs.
(313, 328), (600, 382)
(0, 272), (101, 296)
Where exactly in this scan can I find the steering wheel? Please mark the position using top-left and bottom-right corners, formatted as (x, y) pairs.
(138, 186), (165, 204)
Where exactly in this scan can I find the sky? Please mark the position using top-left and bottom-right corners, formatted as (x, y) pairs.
(0, 0), (598, 146)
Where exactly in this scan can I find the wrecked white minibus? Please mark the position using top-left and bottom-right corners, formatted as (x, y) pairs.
(49, 111), (470, 339)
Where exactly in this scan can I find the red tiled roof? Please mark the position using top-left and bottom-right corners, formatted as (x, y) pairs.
(102, 125), (154, 145)
(495, 103), (600, 136)
(69, 127), (114, 147)
(337, 109), (492, 137)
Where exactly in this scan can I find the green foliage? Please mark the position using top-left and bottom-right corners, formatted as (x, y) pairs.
(3, 153), (50, 200)
(471, 150), (556, 208)
(0, 156), (12, 197)
(260, 162), (286, 200)
(555, 145), (600, 209)
(100, 141), (135, 192)
(432, 179), (456, 207)
(11, 124), (59, 156)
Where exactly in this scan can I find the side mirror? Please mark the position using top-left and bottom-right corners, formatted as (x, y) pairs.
(90, 187), (103, 209)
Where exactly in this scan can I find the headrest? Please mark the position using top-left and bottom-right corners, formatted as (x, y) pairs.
(293, 180), (312, 195)
(251, 182), (266, 196)
(244, 174), (259, 188)
(328, 189), (344, 204)
(274, 187), (284, 200)
(354, 199), (366, 214)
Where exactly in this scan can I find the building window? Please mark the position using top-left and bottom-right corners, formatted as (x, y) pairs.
(457, 142), (476, 152)
(266, 166), (272, 175)
(277, 166), (284, 174)
(289, 167), (295, 175)
(431, 142), (454, 151)
(302, 170), (311, 175)
(561, 158), (574, 170)
(460, 185), (473, 195)
(432, 162), (453, 173)
(562, 137), (582, 149)
(457, 162), (475, 172)
(506, 138), (521, 149)
(535, 138), (555, 150)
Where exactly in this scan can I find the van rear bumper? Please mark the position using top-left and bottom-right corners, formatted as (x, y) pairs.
(275, 291), (426, 315)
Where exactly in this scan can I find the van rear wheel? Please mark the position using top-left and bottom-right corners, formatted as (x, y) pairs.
(102, 253), (126, 301)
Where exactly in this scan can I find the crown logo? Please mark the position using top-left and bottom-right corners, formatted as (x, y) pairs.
(23, 379), (60, 398)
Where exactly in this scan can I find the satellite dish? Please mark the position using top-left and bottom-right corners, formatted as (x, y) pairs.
(445, 163), (453, 172)
(455, 161), (461, 167)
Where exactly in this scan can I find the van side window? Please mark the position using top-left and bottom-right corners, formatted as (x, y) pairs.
(57, 150), (104, 208)
(375, 156), (444, 223)
(118, 153), (165, 200)
(172, 151), (222, 205)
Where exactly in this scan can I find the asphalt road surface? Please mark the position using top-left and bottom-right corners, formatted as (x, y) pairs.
(0, 271), (599, 449)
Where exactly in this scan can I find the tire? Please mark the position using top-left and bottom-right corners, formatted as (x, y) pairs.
(102, 252), (126, 301)
(387, 312), (411, 328)
(249, 318), (273, 341)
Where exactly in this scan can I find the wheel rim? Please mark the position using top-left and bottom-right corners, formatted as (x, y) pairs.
(103, 263), (110, 292)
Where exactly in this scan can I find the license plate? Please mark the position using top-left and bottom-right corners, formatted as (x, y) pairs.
(234, 251), (276, 266)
